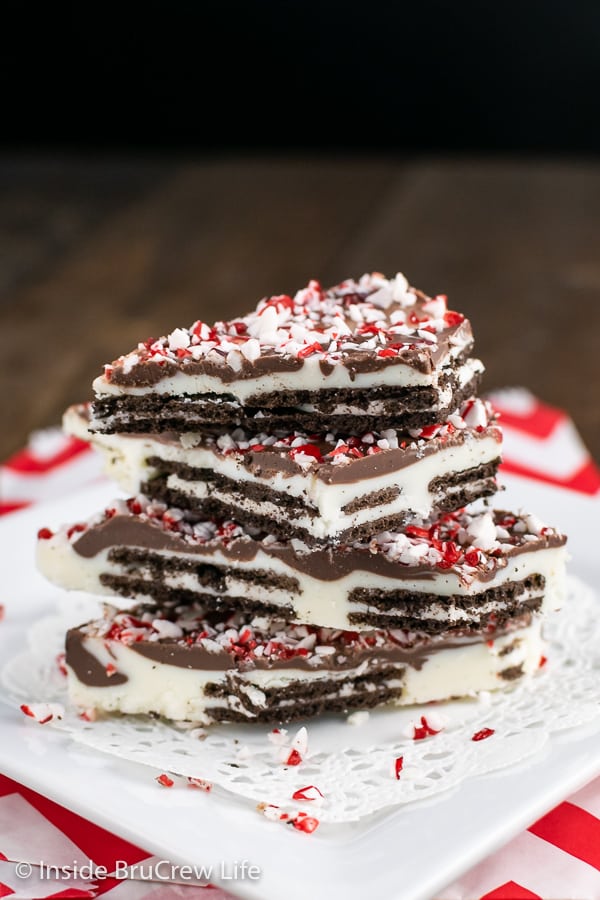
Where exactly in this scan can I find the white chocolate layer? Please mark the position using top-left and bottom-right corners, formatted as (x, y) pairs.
(93, 347), (479, 405)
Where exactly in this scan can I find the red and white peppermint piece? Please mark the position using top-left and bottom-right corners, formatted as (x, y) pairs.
(291, 785), (324, 803)
(257, 802), (282, 822)
(156, 773), (174, 788)
(285, 749), (303, 766)
(292, 812), (320, 834)
(188, 777), (212, 792)
(20, 702), (64, 725)
(258, 803), (319, 833)
(407, 714), (445, 741)
(276, 725), (308, 765)
(291, 726), (308, 756)
(167, 328), (191, 352)
(56, 653), (68, 677)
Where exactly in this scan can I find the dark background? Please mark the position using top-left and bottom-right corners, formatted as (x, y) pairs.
(2, 2), (600, 461)
(3, 1), (600, 154)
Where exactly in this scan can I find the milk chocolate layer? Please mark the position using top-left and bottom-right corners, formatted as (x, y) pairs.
(66, 603), (535, 687)
(72, 513), (565, 585)
(99, 282), (473, 392)
(65, 630), (128, 687)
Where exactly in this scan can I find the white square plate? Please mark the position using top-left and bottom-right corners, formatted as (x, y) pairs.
(0, 474), (598, 900)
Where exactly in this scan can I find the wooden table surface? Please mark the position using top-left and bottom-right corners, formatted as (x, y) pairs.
(2, 156), (599, 461)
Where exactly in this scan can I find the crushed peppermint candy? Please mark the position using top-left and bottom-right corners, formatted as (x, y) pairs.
(187, 397), (498, 469)
(394, 756), (404, 780)
(406, 714), (446, 741)
(154, 772), (212, 790)
(60, 496), (562, 588)
(258, 802), (289, 822)
(281, 727), (308, 766)
(265, 726), (310, 765)
(102, 273), (471, 380)
(291, 785), (324, 803)
(187, 777), (212, 791)
(292, 812), (320, 833)
(89, 593), (533, 672)
(257, 802), (320, 834)
(471, 728), (495, 742)
(156, 773), (174, 788)
(56, 653), (68, 677)
(20, 702), (65, 725)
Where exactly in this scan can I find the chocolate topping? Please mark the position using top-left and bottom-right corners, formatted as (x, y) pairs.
(66, 604), (537, 681)
(65, 629), (128, 687)
(98, 274), (474, 393)
(72, 511), (566, 585)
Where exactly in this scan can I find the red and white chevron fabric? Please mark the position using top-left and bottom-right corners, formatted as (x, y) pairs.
(0, 391), (599, 900)
(488, 389), (600, 497)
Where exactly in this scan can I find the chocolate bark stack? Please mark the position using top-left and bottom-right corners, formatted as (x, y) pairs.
(37, 273), (567, 724)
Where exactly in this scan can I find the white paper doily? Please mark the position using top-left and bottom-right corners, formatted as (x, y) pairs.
(2, 576), (599, 823)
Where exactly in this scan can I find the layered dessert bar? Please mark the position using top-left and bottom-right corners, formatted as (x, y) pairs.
(65, 398), (502, 543)
(90, 273), (483, 435)
(65, 601), (547, 725)
(37, 500), (567, 631)
(35, 265), (569, 727)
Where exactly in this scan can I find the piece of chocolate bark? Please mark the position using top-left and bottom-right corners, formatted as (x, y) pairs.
(90, 273), (483, 434)
(37, 499), (567, 632)
(65, 398), (502, 544)
(65, 601), (548, 725)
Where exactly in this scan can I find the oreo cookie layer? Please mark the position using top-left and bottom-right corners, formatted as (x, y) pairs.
(91, 359), (482, 435)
